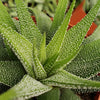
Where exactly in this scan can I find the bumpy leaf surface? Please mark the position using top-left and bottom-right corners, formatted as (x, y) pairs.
(39, 33), (46, 65)
(42, 70), (100, 91)
(15, 0), (42, 48)
(0, 47), (10, 61)
(0, 75), (52, 100)
(0, 35), (12, 61)
(45, 0), (75, 73)
(33, 39), (47, 80)
(47, 0), (69, 42)
(0, 23), (34, 77)
(0, 1), (18, 60)
(12, 19), (21, 33)
(66, 26), (100, 78)
(49, 25), (100, 76)
(0, 1), (16, 30)
(0, 61), (25, 87)
(57, 0), (100, 64)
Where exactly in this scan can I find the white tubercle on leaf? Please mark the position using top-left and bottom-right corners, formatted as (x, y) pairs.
(33, 39), (47, 80)
(45, 0), (76, 73)
(15, 0), (43, 50)
(0, 23), (34, 78)
(57, 0), (100, 66)
(0, 75), (52, 100)
(0, 1), (16, 30)
(47, 0), (69, 42)
(42, 70), (100, 92)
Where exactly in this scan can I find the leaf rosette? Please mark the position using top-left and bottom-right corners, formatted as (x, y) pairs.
(0, 0), (100, 100)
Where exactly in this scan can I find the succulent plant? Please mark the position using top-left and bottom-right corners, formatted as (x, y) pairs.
(2, 0), (57, 17)
(0, 0), (100, 100)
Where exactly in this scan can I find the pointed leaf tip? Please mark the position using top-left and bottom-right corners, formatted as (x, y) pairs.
(15, 0), (42, 50)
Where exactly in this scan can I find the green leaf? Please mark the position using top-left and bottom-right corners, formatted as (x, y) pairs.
(43, 53), (58, 73)
(12, 19), (21, 33)
(0, 1), (16, 30)
(0, 61), (25, 87)
(44, 0), (75, 73)
(3, 39), (18, 61)
(66, 26), (100, 78)
(33, 39), (47, 80)
(48, 48), (81, 76)
(57, 0), (100, 65)
(37, 88), (60, 100)
(39, 33), (46, 65)
(42, 70), (100, 92)
(60, 89), (81, 100)
(0, 75), (52, 100)
(31, 8), (52, 34)
(0, 1), (18, 60)
(47, 0), (69, 42)
(15, 0), (42, 49)
(0, 47), (11, 61)
(0, 23), (35, 78)
(0, 35), (12, 61)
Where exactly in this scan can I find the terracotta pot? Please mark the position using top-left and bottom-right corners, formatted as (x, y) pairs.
(98, 95), (100, 100)
(94, 92), (100, 100)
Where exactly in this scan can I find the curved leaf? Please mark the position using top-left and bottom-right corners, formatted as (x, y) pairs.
(47, 0), (69, 42)
(0, 75), (52, 100)
(15, 0), (42, 48)
(0, 23), (34, 78)
(0, 1), (17, 60)
(12, 19), (21, 33)
(0, 35), (13, 61)
(33, 39), (47, 80)
(57, 0), (100, 64)
(44, 0), (75, 73)
(0, 1), (16, 30)
(50, 25), (100, 76)
(46, 0), (75, 59)
(42, 70), (100, 92)
(43, 53), (58, 73)
(66, 26), (100, 78)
